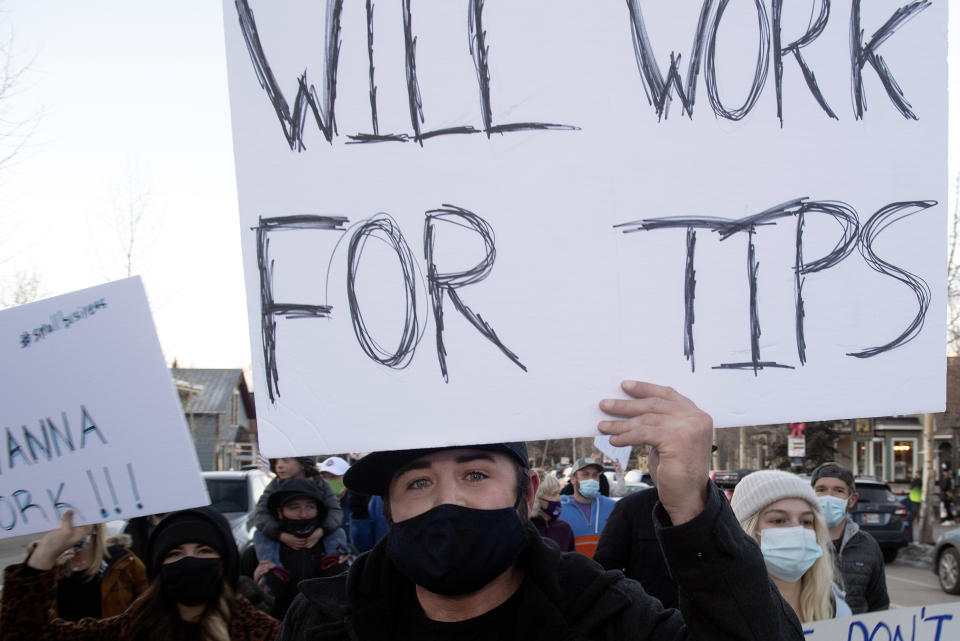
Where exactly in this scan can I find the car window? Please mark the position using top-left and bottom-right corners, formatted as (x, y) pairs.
(856, 486), (897, 505)
(206, 478), (249, 513)
(250, 473), (268, 504)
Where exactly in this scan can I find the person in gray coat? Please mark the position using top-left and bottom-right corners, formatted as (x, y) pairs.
(810, 462), (889, 613)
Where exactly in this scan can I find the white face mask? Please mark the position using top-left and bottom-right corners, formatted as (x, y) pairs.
(759, 525), (823, 583)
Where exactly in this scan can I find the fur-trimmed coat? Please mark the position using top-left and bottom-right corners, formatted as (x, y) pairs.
(0, 563), (279, 641)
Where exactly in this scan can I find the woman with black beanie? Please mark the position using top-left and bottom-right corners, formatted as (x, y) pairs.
(1, 507), (279, 641)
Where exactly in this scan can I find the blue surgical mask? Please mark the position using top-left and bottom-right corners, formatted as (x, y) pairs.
(818, 495), (848, 528)
(760, 526), (823, 583)
(579, 479), (600, 499)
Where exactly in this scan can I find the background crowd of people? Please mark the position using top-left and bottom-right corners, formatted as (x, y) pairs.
(0, 440), (895, 640)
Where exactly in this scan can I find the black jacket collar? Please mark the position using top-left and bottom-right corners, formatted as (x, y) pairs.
(297, 522), (632, 639)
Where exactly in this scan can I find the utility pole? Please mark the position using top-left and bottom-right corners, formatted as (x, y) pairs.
(738, 426), (746, 468)
(919, 413), (936, 544)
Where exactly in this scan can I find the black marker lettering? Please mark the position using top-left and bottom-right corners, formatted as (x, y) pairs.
(6, 428), (31, 470)
(87, 469), (108, 519)
(48, 413), (75, 457)
(13, 489), (46, 524)
(47, 482), (76, 519)
(848, 200), (936, 357)
(79, 405), (107, 448)
(0, 496), (16, 530)
(127, 463), (143, 510)
(851, 0), (930, 120)
(365, 0), (379, 136)
(793, 201), (859, 364)
(424, 205), (525, 381)
(24, 421), (52, 462)
(616, 197), (867, 370)
(683, 227), (697, 371)
(346, 214), (422, 369)
(234, 0), (343, 149)
(705, 0), (771, 121)
(772, 0), (836, 124)
(255, 215), (350, 402)
(626, 0), (714, 119)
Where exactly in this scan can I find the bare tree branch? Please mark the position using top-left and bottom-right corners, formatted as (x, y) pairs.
(948, 175), (960, 354)
(0, 268), (42, 308)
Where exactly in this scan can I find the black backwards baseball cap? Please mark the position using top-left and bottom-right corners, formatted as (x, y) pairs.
(810, 462), (856, 493)
(267, 477), (326, 511)
(344, 442), (529, 497)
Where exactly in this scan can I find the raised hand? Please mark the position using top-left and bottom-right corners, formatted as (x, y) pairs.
(26, 511), (93, 571)
(599, 380), (713, 525)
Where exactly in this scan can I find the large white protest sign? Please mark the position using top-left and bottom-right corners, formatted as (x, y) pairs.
(803, 602), (959, 640)
(223, 1), (946, 455)
(0, 278), (209, 539)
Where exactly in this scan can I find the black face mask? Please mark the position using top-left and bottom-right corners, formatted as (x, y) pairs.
(161, 557), (222, 606)
(281, 516), (320, 537)
(386, 503), (526, 596)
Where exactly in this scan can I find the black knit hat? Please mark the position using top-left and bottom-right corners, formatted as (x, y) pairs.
(147, 507), (239, 588)
(344, 442), (528, 497)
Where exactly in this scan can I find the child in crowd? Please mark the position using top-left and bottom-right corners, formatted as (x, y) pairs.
(252, 457), (346, 582)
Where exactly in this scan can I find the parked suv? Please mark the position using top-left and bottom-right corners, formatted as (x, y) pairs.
(850, 478), (911, 563)
(202, 469), (271, 550)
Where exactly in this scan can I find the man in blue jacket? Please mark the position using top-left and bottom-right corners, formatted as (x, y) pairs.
(559, 457), (617, 557)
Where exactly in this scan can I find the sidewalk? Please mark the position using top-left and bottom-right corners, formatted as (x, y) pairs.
(895, 520), (958, 568)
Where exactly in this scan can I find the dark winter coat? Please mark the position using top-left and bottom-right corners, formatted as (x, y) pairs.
(594, 487), (678, 610)
(834, 518), (889, 614)
(240, 536), (348, 619)
(53, 542), (148, 620)
(275, 482), (803, 641)
(0, 563), (279, 641)
(531, 515), (576, 553)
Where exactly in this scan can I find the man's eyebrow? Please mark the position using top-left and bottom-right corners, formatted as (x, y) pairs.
(392, 452), (498, 481)
(393, 460), (433, 478)
(454, 453), (496, 464)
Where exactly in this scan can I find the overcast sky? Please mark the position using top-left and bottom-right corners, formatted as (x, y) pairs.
(0, 1), (955, 375)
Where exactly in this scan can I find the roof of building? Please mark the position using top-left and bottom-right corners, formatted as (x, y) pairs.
(170, 368), (254, 417)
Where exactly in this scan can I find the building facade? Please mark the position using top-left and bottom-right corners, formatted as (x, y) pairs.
(171, 368), (258, 471)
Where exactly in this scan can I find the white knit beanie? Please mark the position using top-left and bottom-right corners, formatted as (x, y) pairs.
(730, 470), (822, 523)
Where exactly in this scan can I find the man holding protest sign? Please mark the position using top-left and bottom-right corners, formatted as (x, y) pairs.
(275, 381), (802, 640)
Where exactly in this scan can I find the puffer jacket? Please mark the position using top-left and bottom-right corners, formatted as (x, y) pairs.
(834, 518), (889, 614)
(276, 482), (803, 641)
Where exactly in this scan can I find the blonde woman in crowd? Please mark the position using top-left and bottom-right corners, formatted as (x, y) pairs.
(42, 523), (148, 621)
(730, 470), (851, 623)
(530, 471), (576, 551)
